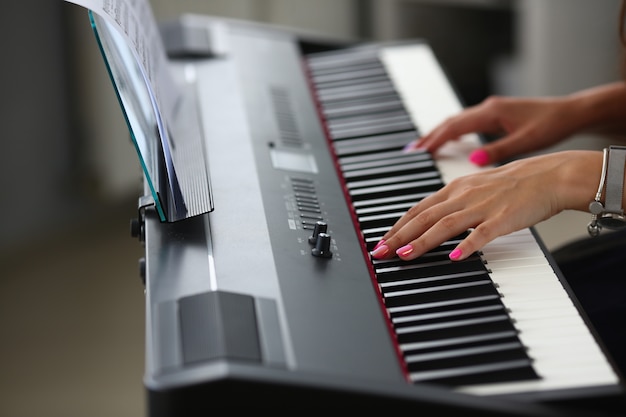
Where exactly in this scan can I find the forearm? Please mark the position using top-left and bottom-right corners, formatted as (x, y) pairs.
(566, 81), (626, 135)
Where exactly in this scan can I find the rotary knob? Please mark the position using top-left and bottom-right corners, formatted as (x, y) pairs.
(308, 221), (328, 245)
(130, 216), (145, 242)
(311, 232), (333, 258)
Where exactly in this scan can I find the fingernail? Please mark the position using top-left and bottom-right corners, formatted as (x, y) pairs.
(469, 149), (489, 166)
(396, 244), (414, 257)
(373, 240), (385, 251)
(370, 244), (389, 259)
(449, 248), (463, 260)
(402, 140), (417, 153)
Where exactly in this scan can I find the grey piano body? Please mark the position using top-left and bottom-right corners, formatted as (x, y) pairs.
(134, 14), (625, 415)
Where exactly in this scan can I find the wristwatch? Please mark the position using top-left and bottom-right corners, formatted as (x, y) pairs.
(588, 145), (626, 237)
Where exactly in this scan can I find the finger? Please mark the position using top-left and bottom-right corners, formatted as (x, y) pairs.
(416, 106), (504, 154)
(393, 209), (484, 261)
(372, 196), (452, 260)
(402, 138), (420, 153)
(481, 129), (533, 164)
(447, 220), (504, 261)
(381, 190), (449, 241)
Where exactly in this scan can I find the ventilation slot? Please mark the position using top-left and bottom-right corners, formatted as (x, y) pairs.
(270, 86), (304, 148)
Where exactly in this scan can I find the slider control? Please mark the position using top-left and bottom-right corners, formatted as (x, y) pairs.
(311, 232), (332, 258)
(308, 221), (328, 244)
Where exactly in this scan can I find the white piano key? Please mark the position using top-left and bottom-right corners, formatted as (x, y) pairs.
(483, 247), (545, 259)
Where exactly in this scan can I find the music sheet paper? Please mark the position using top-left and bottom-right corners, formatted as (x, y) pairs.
(65, 0), (178, 120)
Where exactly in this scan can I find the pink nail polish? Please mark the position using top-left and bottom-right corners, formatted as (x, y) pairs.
(449, 248), (462, 260)
(469, 149), (489, 166)
(396, 244), (413, 257)
(371, 244), (389, 259)
(373, 240), (385, 251)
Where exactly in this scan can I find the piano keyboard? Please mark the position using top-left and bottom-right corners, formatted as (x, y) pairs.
(305, 44), (620, 396)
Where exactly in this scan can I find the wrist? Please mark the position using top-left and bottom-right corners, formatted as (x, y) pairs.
(557, 150), (605, 212)
(566, 82), (626, 132)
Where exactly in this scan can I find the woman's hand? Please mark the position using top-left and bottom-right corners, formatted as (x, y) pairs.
(404, 96), (582, 166)
(370, 150), (602, 262)
(403, 82), (626, 166)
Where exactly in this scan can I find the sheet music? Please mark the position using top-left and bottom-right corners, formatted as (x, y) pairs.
(65, 0), (178, 120)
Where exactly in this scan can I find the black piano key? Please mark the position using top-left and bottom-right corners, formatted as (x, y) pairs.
(381, 271), (488, 295)
(395, 313), (514, 344)
(309, 60), (385, 77)
(381, 272), (491, 299)
(323, 98), (405, 119)
(395, 303), (509, 333)
(312, 65), (386, 81)
(406, 340), (522, 363)
(356, 201), (417, 218)
(329, 118), (414, 139)
(410, 358), (537, 386)
(358, 211), (406, 230)
(382, 279), (500, 309)
(316, 79), (394, 98)
(330, 121), (416, 140)
(392, 303), (506, 326)
(307, 49), (379, 69)
(333, 129), (417, 149)
(375, 254), (487, 282)
(341, 152), (431, 172)
(352, 191), (432, 210)
(356, 201), (415, 218)
(349, 178), (443, 202)
(406, 342), (531, 378)
(348, 172), (437, 190)
(343, 160), (436, 183)
(316, 84), (399, 103)
(399, 329), (518, 352)
(334, 137), (418, 158)
(327, 111), (411, 131)
(335, 129), (418, 147)
(312, 66), (388, 84)
(391, 297), (505, 323)
(322, 93), (403, 111)
(348, 171), (440, 190)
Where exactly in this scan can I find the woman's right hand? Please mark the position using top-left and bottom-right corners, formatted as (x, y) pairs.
(371, 150), (603, 262)
(404, 95), (583, 166)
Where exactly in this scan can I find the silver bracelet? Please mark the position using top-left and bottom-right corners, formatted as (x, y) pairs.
(587, 145), (626, 237)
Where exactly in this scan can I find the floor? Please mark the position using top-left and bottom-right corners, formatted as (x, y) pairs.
(0, 199), (146, 417)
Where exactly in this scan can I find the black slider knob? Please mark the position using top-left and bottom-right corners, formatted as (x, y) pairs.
(311, 232), (333, 258)
(308, 221), (328, 244)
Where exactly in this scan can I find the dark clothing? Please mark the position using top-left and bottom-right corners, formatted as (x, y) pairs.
(552, 228), (626, 380)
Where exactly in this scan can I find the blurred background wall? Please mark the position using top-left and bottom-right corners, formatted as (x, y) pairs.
(0, 1), (622, 416)
(1, 0), (622, 254)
